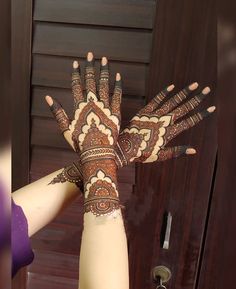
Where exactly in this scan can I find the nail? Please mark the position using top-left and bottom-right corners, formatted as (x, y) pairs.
(45, 95), (53, 106)
(202, 86), (211, 95)
(167, 84), (175, 92)
(101, 57), (107, 66)
(186, 148), (196, 155)
(207, 106), (216, 113)
(87, 52), (93, 61)
(73, 60), (79, 69)
(189, 82), (199, 91)
(116, 73), (121, 81)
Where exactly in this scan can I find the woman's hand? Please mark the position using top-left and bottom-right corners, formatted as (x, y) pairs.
(47, 52), (123, 216)
(45, 52), (215, 199)
(116, 83), (215, 166)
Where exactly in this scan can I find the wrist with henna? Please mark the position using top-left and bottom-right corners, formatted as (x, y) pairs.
(82, 157), (121, 217)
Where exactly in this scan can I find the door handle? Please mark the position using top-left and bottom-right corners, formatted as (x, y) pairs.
(161, 212), (172, 249)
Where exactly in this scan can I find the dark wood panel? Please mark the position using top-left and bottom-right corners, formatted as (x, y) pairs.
(12, 0), (32, 287)
(12, 0), (32, 191)
(33, 22), (152, 62)
(31, 86), (144, 120)
(28, 250), (79, 279)
(127, 0), (217, 288)
(31, 222), (81, 255)
(34, 0), (156, 29)
(30, 146), (136, 184)
(31, 55), (148, 96)
(196, 44), (236, 289)
(27, 272), (78, 289)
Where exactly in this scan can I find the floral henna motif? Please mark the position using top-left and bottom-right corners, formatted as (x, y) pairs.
(84, 170), (120, 216)
(115, 84), (215, 165)
(64, 53), (123, 216)
(48, 161), (83, 190)
(46, 53), (216, 213)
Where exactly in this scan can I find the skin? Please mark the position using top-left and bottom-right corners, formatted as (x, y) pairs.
(11, 51), (215, 289)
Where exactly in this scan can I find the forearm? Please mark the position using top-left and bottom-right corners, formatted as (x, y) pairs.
(79, 209), (129, 289)
(12, 167), (82, 237)
(78, 159), (129, 289)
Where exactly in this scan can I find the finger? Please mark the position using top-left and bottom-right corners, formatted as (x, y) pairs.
(164, 106), (216, 144)
(170, 86), (211, 123)
(99, 56), (110, 107)
(85, 51), (97, 101)
(72, 60), (84, 107)
(111, 73), (122, 120)
(45, 95), (70, 134)
(138, 84), (175, 114)
(157, 146), (196, 161)
(155, 82), (199, 117)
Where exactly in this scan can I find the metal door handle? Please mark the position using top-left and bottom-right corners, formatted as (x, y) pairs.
(163, 212), (172, 249)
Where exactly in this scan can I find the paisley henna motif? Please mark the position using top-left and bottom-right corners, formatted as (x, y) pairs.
(67, 53), (123, 216)
(47, 53), (215, 205)
(48, 161), (83, 190)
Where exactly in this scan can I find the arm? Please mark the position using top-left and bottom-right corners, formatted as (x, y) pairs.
(12, 163), (83, 237)
(72, 53), (129, 289)
(46, 51), (215, 289)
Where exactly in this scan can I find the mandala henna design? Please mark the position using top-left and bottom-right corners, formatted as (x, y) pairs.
(66, 53), (123, 216)
(114, 84), (215, 165)
(84, 170), (120, 216)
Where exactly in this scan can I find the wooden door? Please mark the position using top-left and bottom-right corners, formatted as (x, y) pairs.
(12, 1), (217, 289)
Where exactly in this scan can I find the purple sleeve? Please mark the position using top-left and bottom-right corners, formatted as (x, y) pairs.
(11, 199), (34, 277)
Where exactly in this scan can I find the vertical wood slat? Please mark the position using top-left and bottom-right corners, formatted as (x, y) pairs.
(12, 0), (32, 190)
(127, 0), (217, 288)
(12, 0), (32, 287)
(196, 31), (235, 289)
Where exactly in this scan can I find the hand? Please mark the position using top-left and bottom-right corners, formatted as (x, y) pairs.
(46, 52), (123, 216)
(115, 83), (215, 166)
(45, 52), (215, 215)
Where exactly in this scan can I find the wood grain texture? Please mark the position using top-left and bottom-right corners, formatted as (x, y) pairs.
(34, 0), (156, 29)
(32, 55), (148, 96)
(27, 272), (78, 289)
(12, 0), (32, 191)
(33, 22), (152, 62)
(196, 30), (235, 289)
(28, 250), (79, 279)
(127, 0), (217, 288)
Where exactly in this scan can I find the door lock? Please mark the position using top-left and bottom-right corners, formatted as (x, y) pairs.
(152, 265), (172, 288)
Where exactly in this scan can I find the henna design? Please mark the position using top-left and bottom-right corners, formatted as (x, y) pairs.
(84, 170), (120, 216)
(72, 63), (84, 109)
(68, 53), (123, 216)
(47, 52), (215, 203)
(99, 60), (110, 107)
(50, 99), (70, 133)
(115, 84), (214, 164)
(48, 161), (83, 190)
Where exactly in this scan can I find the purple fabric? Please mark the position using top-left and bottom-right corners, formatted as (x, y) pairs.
(11, 199), (34, 277)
